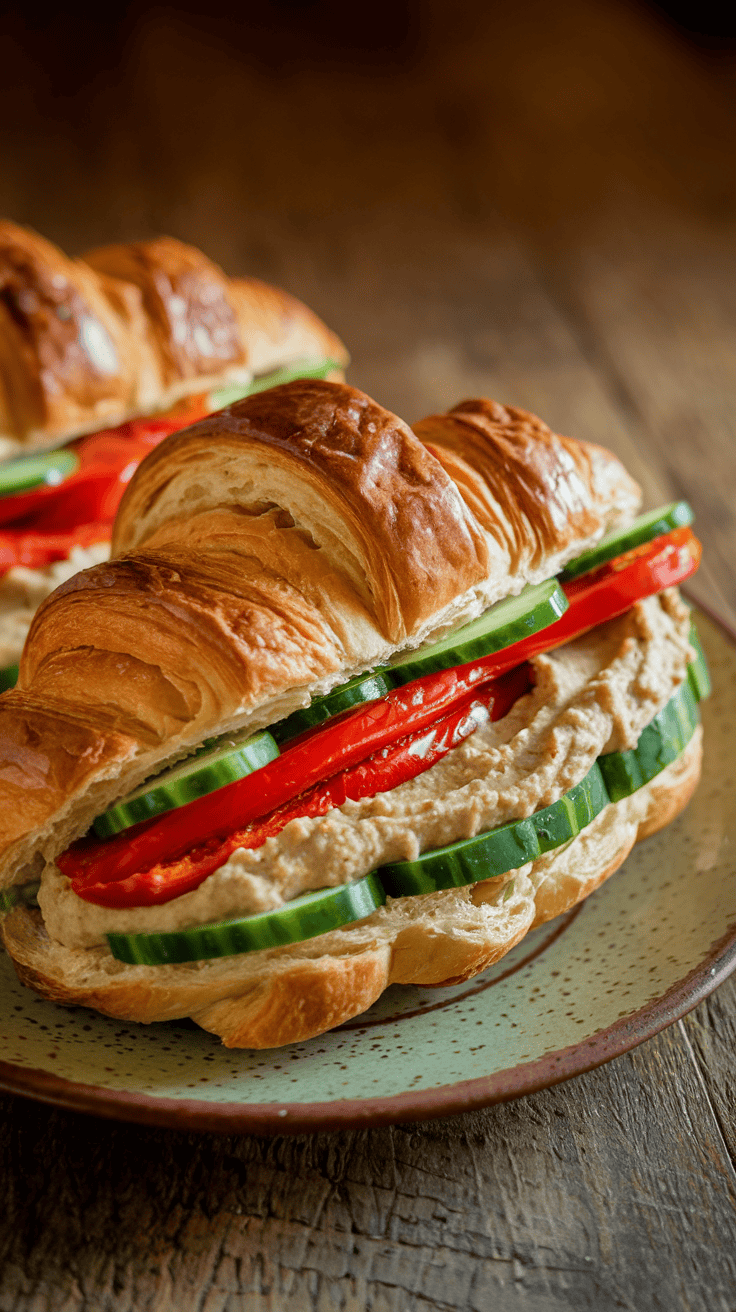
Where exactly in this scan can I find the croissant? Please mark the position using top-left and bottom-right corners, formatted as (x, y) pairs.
(0, 223), (347, 675)
(0, 222), (347, 456)
(0, 381), (701, 1048)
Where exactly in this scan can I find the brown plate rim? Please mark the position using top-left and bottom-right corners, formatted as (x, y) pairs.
(1, 590), (734, 1134)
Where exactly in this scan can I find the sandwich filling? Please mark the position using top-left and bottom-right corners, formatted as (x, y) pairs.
(39, 586), (693, 950)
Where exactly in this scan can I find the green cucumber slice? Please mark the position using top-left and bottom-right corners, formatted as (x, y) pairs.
(687, 621), (711, 702)
(378, 762), (610, 897)
(271, 669), (395, 745)
(384, 579), (568, 685)
(597, 678), (699, 803)
(0, 664), (18, 693)
(92, 730), (280, 838)
(0, 448), (79, 500)
(106, 871), (386, 965)
(209, 357), (342, 411)
(559, 501), (693, 581)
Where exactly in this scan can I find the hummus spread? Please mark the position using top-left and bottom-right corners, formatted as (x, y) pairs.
(0, 542), (110, 667)
(39, 589), (693, 950)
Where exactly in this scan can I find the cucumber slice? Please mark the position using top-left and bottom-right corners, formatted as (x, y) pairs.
(687, 621), (711, 702)
(559, 501), (693, 581)
(0, 448), (79, 500)
(106, 871), (386, 965)
(209, 357), (342, 411)
(92, 730), (280, 838)
(0, 664), (18, 693)
(597, 678), (699, 803)
(271, 669), (395, 745)
(378, 763), (610, 897)
(386, 579), (569, 687)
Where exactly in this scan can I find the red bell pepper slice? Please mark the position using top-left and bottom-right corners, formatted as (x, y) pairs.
(0, 399), (208, 571)
(72, 664), (532, 907)
(0, 520), (111, 573)
(559, 522), (701, 633)
(436, 526), (701, 687)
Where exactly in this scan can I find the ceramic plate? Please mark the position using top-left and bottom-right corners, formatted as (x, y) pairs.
(1, 603), (734, 1133)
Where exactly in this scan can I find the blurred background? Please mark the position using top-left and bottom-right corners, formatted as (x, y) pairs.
(1, 0), (734, 616)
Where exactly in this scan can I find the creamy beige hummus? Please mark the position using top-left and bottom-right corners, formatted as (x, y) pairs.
(39, 589), (693, 950)
(0, 542), (110, 668)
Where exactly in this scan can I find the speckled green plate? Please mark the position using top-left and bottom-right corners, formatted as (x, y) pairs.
(1, 603), (734, 1133)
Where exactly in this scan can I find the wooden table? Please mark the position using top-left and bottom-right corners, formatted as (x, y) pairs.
(1, 2), (735, 1305)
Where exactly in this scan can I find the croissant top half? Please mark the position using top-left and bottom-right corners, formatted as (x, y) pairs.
(0, 222), (347, 455)
(0, 380), (640, 883)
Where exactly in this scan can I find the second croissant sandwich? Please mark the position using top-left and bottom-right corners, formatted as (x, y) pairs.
(0, 380), (705, 1047)
(0, 222), (347, 681)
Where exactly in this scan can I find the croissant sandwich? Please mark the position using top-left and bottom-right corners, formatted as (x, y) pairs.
(0, 380), (706, 1048)
(0, 222), (347, 679)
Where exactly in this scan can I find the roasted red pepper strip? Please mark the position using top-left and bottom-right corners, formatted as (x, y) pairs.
(0, 520), (111, 572)
(437, 526), (701, 687)
(61, 662), (531, 889)
(0, 399), (208, 569)
(73, 664), (532, 907)
(559, 523), (701, 632)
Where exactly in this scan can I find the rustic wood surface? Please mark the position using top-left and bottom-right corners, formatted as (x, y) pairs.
(1, 1), (735, 1307)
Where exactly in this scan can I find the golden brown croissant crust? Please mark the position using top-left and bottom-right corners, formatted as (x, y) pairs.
(111, 379), (493, 640)
(0, 221), (347, 453)
(414, 398), (625, 571)
(83, 237), (246, 387)
(0, 380), (640, 879)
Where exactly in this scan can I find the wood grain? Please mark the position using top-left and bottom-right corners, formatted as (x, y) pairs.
(0, 0), (735, 1305)
(682, 975), (736, 1166)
